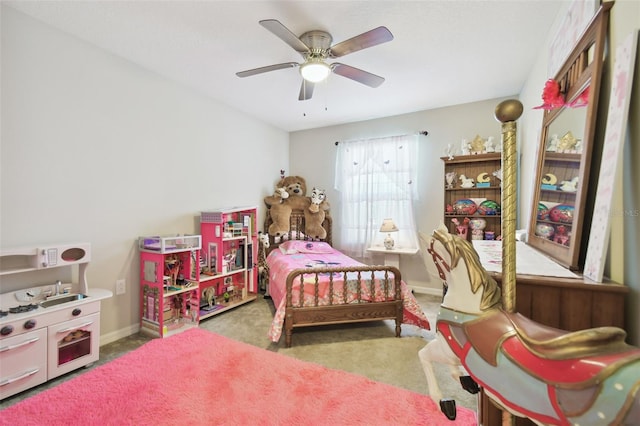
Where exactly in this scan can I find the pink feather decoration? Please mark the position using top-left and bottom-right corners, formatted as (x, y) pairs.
(533, 79), (565, 110)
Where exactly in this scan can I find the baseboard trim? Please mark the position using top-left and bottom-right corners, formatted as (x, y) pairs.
(100, 323), (140, 346)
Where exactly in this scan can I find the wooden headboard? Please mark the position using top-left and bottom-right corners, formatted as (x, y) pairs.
(263, 208), (332, 254)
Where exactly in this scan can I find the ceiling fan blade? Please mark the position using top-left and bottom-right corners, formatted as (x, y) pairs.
(331, 63), (385, 88)
(298, 80), (315, 101)
(236, 62), (299, 78)
(259, 19), (310, 55)
(329, 26), (393, 58)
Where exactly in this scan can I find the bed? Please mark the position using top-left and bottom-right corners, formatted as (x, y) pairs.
(264, 208), (430, 347)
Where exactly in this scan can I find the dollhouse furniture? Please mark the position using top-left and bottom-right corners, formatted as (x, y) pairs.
(199, 206), (258, 320)
(138, 234), (202, 338)
(263, 208), (430, 347)
(138, 207), (259, 338)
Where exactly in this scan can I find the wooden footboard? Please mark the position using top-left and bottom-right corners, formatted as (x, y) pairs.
(283, 265), (403, 347)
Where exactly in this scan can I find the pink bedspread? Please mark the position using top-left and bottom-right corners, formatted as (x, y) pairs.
(266, 246), (430, 342)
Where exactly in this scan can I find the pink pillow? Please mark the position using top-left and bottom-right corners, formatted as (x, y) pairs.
(279, 240), (334, 254)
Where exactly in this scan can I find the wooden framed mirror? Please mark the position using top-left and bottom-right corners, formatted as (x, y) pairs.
(528, 2), (613, 270)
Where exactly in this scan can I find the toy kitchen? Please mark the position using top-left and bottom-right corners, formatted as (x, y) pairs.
(0, 243), (112, 400)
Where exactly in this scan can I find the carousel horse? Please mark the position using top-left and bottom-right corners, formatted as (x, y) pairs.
(418, 224), (640, 425)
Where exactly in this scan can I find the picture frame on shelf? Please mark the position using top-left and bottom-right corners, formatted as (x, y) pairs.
(208, 243), (218, 274)
(199, 251), (208, 274)
(242, 213), (252, 236)
(143, 260), (157, 283)
(190, 250), (198, 280)
(224, 277), (234, 300)
(235, 244), (245, 270)
(247, 242), (254, 272)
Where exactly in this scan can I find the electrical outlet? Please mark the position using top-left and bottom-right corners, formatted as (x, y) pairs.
(116, 279), (126, 295)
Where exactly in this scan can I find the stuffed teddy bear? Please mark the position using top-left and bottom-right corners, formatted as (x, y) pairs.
(264, 175), (311, 236)
(304, 187), (330, 240)
(264, 187), (291, 236)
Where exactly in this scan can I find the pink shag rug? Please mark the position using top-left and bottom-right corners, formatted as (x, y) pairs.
(0, 328), (476, 425)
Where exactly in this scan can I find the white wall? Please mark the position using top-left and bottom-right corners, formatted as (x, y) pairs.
(290, 98), (512, 294)
(1, 7), (288, 343)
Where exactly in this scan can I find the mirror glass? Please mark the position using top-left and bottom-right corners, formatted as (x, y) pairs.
(545, 107), (587, 153)
(531, 102), (586, 253)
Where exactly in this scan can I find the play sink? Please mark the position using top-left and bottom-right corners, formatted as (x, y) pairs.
(40, 294), (89, 308)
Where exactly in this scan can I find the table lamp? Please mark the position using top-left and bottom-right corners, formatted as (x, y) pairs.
(380, 218), (399, 250)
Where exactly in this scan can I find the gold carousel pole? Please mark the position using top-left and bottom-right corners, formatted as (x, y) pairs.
(495, 99), (523, 312)
(495, 99), (523, 426)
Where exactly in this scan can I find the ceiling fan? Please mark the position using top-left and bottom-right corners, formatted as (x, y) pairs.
(236, 19), (393, 101)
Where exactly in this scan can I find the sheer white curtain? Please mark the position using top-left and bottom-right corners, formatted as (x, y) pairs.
(334, 134), (419, 258)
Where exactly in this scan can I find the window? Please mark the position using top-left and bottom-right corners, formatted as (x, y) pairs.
(335, 134), (419, 258)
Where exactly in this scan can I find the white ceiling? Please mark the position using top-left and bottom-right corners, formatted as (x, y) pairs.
(5, 0), (563, 132)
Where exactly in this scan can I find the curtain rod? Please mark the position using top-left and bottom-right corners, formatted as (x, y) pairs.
(334, 131), (428, 145)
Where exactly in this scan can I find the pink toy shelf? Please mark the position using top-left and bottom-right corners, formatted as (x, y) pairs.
(199, 206), (258, 320)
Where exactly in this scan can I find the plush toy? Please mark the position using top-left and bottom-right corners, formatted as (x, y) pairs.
(264, 175), (311, 236)
(281, 176), (309, 209)
(308, 186), (326, 213)
(305, 187), (330, 240)
(264, 187), (290, 235)
(257, 231), (270, 295)
(273, 187), (289, 202)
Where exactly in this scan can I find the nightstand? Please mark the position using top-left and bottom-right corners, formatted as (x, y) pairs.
(366, 247), (419, 269)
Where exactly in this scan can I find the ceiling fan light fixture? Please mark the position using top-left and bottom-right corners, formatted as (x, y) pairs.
(238, 20), (393, 100)
(300, 60), (331, 83)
